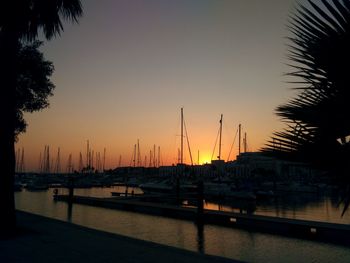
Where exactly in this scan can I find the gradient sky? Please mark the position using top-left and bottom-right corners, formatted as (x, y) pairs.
(16, 0), (309, 171)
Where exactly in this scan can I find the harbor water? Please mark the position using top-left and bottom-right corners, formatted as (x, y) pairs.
(15, 187), (350, 263)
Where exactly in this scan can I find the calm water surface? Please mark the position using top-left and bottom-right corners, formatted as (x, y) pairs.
(15, 187), (350, 263)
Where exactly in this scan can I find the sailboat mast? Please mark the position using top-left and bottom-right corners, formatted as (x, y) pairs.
(133, 144), (136, 167)
(149, 150), (152, 167)
(55, 147), (60, 174)
(181, 107), (184, 165)
(137, 140), (140, 167)
(38, 151), (42, 173)
(46, 145), (50, 173)
(153, 144), (156, 167)
(79, 152), (83, 172)
(86, 140), (89, 168)
(158, 146), (160, 167)
(103, 148), (106, 171)
(238, 124), (241, 155)
(218, 114), (223, 160)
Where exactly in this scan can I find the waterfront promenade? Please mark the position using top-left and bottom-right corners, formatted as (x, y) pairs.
(0, 211), (241, 263)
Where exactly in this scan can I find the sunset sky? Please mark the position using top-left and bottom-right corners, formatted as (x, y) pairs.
(16, 0), (309, 171)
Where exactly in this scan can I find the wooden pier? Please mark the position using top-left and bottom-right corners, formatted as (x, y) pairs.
(54, 194), (350, 245)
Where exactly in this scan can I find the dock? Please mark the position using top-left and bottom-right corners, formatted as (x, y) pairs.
(54, 194), (350, 245)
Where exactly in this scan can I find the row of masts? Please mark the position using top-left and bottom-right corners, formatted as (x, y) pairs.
(130, 109), (248, 167)
(129, 140), (163, 168)
(16, 109), (249, 173)
(237, 124), (248, 155)
(85, 140), (106, 172)
(129, 107), (188, 168)
(15, 142), (108, 174)
(16, 139), (165, 173)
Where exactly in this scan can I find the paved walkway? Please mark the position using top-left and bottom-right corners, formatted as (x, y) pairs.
(0, 211), (243, 263)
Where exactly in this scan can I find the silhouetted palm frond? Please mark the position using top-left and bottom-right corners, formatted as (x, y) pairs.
(0, 0), (83, 40)
(263, 1), (350, 213)
(264, 0), (350, 162)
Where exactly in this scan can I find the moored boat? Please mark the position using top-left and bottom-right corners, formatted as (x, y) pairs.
(26, 183), (49, 191)
(139, 182), (174, 194)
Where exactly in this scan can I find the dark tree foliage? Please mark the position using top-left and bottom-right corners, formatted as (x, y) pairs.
(263, 0), (350, 212)
(0, 0), (82, 235)
(15, 41), (55, 138)
(0, 1), (82, 41)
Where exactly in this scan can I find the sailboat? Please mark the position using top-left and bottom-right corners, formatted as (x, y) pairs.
(139, 108), (194, 195)
(206, 117), (256, 200)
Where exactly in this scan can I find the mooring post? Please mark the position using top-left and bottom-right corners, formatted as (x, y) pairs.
(176, 175), (180, 204)
(197, 180), (204, 220)
(68, 175), (74, 205)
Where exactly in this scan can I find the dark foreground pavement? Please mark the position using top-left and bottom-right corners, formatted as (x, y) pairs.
(0, 211), (243, 263)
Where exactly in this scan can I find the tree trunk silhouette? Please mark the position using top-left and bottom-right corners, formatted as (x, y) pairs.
(0, 30), (19, 235)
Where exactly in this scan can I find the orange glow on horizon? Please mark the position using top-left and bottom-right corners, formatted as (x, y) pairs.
(199, 152), (212, 165)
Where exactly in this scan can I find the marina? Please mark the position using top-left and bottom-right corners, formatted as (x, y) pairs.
(3, 1), (350, 262)
(14, 187), (350, 263)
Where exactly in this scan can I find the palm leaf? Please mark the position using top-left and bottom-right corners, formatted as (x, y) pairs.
(263, 0), (350, 180)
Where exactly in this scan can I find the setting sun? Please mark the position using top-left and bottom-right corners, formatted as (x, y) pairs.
(199, 153), (212, 165)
